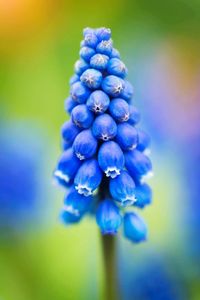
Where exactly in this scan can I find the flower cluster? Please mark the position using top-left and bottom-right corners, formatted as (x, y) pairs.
(54, 27), (153, 243)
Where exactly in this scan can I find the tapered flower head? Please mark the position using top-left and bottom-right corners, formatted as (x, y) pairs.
(54, 27), (153, 243)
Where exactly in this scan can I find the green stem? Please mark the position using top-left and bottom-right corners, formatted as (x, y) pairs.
(101, 234), (119, 300)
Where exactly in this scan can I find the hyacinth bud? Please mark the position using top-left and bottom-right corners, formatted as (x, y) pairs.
(74, 159), (103, 196)
(80, 68), (103, 89)
(134, 183), (152, 208)
(73, 129), (97, 160)
(98, 141), (124, 178)
(90, 53), (109, 70)
(116, 123), (138, 150)
(121, 80), (134, 101)
(63, 186), (93, 218)
(137, 129), (151, 153)
(125, 149), (153, 182)
(109, 170), (136, 206)
(79, 46), (96, 62)
(96, 39), (113, 56)
(107, 58), (127, 78)
(61, 119), (81, 145)
(92, 113), (117, 141)
(74, 59), (89, 76)
(124, 212), (147, 243)
(86, 90), (110, 114)
(95, 27), (111, 41)
(128, 106), (141, 125)
(108, 98), (130, 122)
(64, 96), (77, 114)
(71, 104), (94, 128)
(54, 27), (153, 243)
(70, 81), (90, 103)
(102, 75), (125, 97)
(96, 199), (122, 234)
(54, 148), (81, 184)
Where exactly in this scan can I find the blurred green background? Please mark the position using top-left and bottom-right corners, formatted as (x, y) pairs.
(0, 0), (200, 299)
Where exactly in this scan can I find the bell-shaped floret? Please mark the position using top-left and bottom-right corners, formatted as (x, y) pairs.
(71, 104), (94, 129)
(92, 113), (117, 141)
(73, 129), (98, 160)
(116, 123), (138, 150)
(124, 212), (147, 243)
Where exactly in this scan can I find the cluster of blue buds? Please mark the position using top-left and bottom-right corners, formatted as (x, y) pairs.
(54, 27), (153, 243)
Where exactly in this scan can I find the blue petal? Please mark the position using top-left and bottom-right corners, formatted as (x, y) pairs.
(64, 96), (78, 113)
(73, 129), (98, 160)
(80, 68), (103, 89)
(86, 90), (110, 114)
(84, 32), (98, 48)
(54, 148), (81, 183)
(70, 81), (91, 103)
(69, 74), (79, 85)
(134, 183), (152, 208)
(137, 129), (151, 153)
(116, 123), (138, 150)
(111, 48), (120, 59)
(121, 80), (134, 101)
(92, 113), (117, 141)
(96, 199), (122, 234)
(102, 75), (125, 97)
(79, 46), (96, 62)
(74, 59), (89, 76)
(108, 98), (130, 122)
(71, 104), (94, 129)
(128, 106), (141, 125)
(107, 58), (127, 78)
(96, 39), (113, 56)
(83, 27), (95, 36)
(98, 141), (124, 178)
(90, 54), (109, 70)
(123, 212), (147, 243)
(109, 170), (136, 206)
(60, 209), (81, 224)
(95, 27), (111, 41)
(74, 159), (103, 196)
(125, 149), (153, 182)
(61, 119), (81, 145)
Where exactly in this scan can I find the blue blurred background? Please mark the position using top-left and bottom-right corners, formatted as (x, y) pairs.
(0, 0), (200, 299)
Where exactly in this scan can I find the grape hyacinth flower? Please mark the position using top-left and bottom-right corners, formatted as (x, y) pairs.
(54, 27), (153, 243)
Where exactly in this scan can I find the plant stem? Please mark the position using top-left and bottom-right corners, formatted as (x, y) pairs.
(101, 234), (118, 300)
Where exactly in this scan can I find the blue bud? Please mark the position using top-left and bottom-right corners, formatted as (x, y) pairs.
(102, 75), (125, 97)
(92, 113), (117, 141)
(61, 119), (81, 145)
(64, 96), (77, 113)
(73, 129), (98, 160)
(109, 170), (136, 206)
(125, 149), (153, 182)
(124, 212), (147, 243)
(62, 139), (71, 151)
(108, 98), (130, 122)
(95, 27), (111, 41)
(69, 74), (79, 85)
(111, 48), (120, 58)
(83, 27), (95, 36)
(98, 141), (124, 178)
(71, 104), (94, 128)
(80, 68), (103, 89)
(134, 183), (152, 208)
(70, 81), (90, 103)
(86, 90), (110, 114)
(96, 39), (113, 56)
(107, 58), (127, 78)
(79, 46), (96, 62)
(54, 148), (81, 184)
(74, 59), (89, 75)
(84, 33), (98, 48)
(60, 209), (81, 224)
(96, 199), (122, 234)
(128, 106), (141, 125)
(121, 80), (134, 101)
(90, 54), (109, 70)
(116, 123), (138, 151)
(63, 186), (93, 217)
(74, 159), (103, 196)
(137, 129), (151, 153)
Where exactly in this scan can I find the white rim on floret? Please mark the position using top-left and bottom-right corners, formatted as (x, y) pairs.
(128, 143), (137, 151)
(101, 133), (110, 141)
(63, 204), (80, 217)
(75, 184), (92, 196)
(141, 170), (154, 183)
(93, 103), (103, 113)
(121, 113), (129, 122)
(144, 148), (151, 156)
(105, 167), (120, 178)
(76, 152), (85, 160)
(54, 170), (70, 183)
(120, 195), (137, 207)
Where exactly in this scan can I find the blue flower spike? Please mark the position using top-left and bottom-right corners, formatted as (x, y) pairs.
(54, 27), (153, 243)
